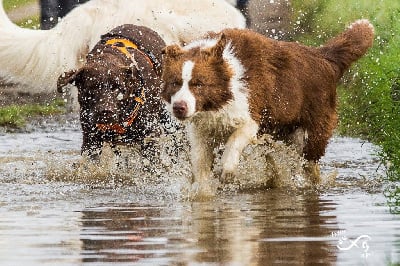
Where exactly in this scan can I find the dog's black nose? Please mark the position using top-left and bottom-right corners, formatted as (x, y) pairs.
(172, 101), (188, 119)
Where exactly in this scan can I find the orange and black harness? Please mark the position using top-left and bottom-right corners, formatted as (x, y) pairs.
(96, 37), (158, 135)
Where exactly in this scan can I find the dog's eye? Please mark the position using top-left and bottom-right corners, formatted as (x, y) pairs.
(191, 80), (204, 89)
(170, 80), (182, 87)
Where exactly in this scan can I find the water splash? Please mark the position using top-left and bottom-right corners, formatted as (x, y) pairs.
(45, 131), (328, 201)
(1, 124), (383, 201)
(46, 132), (192, 200)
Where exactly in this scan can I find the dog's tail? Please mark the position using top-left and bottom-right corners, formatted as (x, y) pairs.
(0, 0), (56, 92)
(320, 19), (374, 77)
(0, 0), (90, 94)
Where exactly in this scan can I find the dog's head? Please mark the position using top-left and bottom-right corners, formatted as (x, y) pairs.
(161, 34), (234, 121)
(58, 57), (146, 128)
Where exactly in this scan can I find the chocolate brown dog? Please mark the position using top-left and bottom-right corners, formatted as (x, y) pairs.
(58, 24), (174, 160)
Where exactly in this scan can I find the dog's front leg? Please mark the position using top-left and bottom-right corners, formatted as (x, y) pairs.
(187, 123), (218, 198)
(81, 130), (103, 162)
(220, 121), (259, 183)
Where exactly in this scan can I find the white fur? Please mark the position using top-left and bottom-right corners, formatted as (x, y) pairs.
(168, 60), (197, 117)
(348, 19), (374, 33)
(221, 42), (250, 121)
(183, 38), (219, 51)
(224, 0), (238, 7)
(182, 40), (259, 184)
(218, 43), (259, 176)
(0, 0), (245, 94)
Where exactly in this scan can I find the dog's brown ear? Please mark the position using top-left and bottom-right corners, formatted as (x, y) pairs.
(162, 44), (183, 58)
(57, 69), (82, 93)
(211, 33), (228, 58)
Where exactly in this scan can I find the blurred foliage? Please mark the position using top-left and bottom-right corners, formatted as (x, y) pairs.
(0, 99), (65, 128)
(3, 0), (36, 11)
(16, 15), (40, 28)
(0, 0), (51, 130)
(3, 0), (40, 28)
(290, 0), (400, 190)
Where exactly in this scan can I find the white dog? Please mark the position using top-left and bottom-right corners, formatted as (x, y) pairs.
(0, 0), (245, 94)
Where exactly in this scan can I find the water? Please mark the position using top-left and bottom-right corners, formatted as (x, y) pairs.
(0, 118), (399, 265)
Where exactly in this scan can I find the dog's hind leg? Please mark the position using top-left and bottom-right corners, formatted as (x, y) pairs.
(286, 127), (308, 156)
(302, 129), (332, 184)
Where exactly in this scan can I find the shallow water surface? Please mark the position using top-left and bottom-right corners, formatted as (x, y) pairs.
(0, 123), (399, 265)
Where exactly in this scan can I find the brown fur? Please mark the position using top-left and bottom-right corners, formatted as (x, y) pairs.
(57, 24), (173, 159)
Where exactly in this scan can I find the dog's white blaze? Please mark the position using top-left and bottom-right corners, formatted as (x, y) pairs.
(182, 60), (195, 82)
(169, 60), (196, 117)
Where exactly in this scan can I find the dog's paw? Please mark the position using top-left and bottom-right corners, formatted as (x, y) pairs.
(221, 154), (240, 182)
(303, 161), (321, 185)
(190, 181), (217, 201)
(220, 170), (236, 184)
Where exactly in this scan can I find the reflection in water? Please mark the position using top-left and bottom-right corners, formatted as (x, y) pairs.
(80, 204), (185, 264)
(190, 191), (338, 265)
(78, 191), (339, 264)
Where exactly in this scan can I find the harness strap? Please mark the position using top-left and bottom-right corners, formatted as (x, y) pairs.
(96, 38), (151, 134)
(105, 38), (154, 68)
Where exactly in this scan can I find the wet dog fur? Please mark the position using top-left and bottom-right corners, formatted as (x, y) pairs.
(57, 24), (174, 160)
(161, 20), (374, 191)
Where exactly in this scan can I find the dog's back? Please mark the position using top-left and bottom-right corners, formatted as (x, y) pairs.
(219, 20), (374, 160)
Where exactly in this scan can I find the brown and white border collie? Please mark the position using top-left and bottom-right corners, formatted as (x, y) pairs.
(161, 20), (374, 194)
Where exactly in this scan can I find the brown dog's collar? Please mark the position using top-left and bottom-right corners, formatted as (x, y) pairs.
(105, 38), (137, 56)
(105, 38), (155, 68)
(96, 38), (149, 135)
